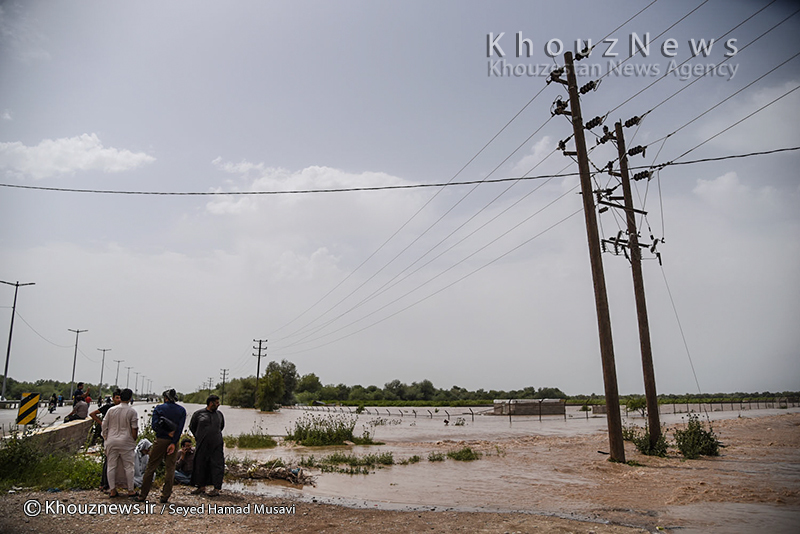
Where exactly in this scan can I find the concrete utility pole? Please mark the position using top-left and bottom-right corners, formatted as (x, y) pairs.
(1, 280), (35, 400)
(68, 329), (88, 401)
(97, 348), (111, 404)
(220, 368), (229, 405)
(134, 371), (140, 396)
(125, 366), (133, 388)
(563, 51), (625, 462)
(113, 359), (124, 388)
(615, 121), (661, 447)
(253, 339), (267, 408)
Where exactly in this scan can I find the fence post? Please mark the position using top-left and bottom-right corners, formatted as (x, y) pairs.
(469, 407), (474, 422)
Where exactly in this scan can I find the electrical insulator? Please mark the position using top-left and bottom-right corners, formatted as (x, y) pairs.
(575, 46), (591, 61)
(633, 170), (652, 181)
(551, 97), (568, 116)
(624, 116), (641, 128)
(584, 116), (602, 130)
(558, 139), (566, 151)
(627, 145), (646, 157)
(579, 80), (596, 94)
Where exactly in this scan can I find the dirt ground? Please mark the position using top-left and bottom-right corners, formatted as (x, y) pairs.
(1, 412), (798, 534)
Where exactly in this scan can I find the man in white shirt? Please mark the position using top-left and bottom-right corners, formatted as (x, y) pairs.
(101, 388), (138, 497)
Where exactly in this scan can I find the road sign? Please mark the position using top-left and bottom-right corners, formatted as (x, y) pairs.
(16, 392), (40, 425)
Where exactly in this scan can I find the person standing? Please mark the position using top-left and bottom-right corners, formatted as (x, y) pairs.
(190, 395), (225, 497)
(101, 388), (138, 498)
(137, 389), (186, 504)
(91, 389), (122, 491)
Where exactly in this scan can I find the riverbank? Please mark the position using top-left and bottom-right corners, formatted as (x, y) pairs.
(1, 412), (798, 533)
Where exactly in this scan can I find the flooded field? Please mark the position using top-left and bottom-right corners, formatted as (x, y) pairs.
(3, 403), (799, 532)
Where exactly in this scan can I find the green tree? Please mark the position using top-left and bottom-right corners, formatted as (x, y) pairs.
(227, 376), (257, 408)
(297, 373), (322, 394)
(258, 368), (285, 411)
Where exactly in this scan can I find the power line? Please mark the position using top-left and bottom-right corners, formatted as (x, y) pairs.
(659, 85), (800, 166)
(275, 151), (569, 349)
(596, 0), (713, 83)
(273, 186), (581, 354)
(607, 0), (784, 116)
(273, 207), (584, 357)
(3, 145), (795, 200)
(631, 5), (800, 119)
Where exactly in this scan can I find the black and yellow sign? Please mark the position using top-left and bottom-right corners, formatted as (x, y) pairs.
(16, 392), (40, 425)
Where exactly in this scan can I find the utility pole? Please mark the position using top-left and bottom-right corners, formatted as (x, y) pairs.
(220, 368), (229, 405)
(113, 359), (124, 388)
(615, 121), (661, 447)
(253, 339), (267, 408)
(97, 348), (111, 405)
(208, 377), (214, 394)
(125, 366), (132, 388)
(134, 371), (140, 397)
(561, 51), (625, 462)
(0, 280), (35, 400)
(68, 328), (88, 401)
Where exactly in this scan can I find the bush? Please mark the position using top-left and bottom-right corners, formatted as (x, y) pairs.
(447, 447), (482, 461)
(285, 414), (357, 446)
(427, 452), (445, 462)
(0, 433), (39, 480)
(0, 432), (102, 491)
(225, 430), (277, 449)
(674, 414), (720, 459)
(631, 428), (669, 457)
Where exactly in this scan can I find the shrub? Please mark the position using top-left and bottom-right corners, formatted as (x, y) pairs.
(285, 414), (357, 446)
(447, 447), (482, 461)
(631, 428), (669, 457)
(674, 414), (720, 459)
(0, 433), (39, 480)
(427, 452), (445, 462)
(0, 432), (102, 491)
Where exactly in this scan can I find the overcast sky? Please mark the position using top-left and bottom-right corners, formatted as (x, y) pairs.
(1, 0), (798, 398)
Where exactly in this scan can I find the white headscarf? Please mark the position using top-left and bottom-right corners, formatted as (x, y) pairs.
(135, 438), (152, 456)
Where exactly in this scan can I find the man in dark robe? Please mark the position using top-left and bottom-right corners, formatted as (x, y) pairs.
(189, 394), (225, 496)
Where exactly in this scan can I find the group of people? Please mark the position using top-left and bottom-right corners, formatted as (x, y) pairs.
(92, 388), (226, 503)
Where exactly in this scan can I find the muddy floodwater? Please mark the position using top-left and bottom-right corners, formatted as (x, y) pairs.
(6, 402), (800, 532)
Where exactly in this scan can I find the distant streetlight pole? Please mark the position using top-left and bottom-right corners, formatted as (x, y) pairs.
(0, 280), (35, 400)
(97, 348), (111, 405)
(68, 328), (88, 401)
(125, 366), (132, 388)
(113, 359), (124, 388)
(134, 371), (140, 397)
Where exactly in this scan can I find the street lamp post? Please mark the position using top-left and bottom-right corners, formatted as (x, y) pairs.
(68, 329), (88, 401)
(0, 280), (35, 400)
(97, 348), (111, 406)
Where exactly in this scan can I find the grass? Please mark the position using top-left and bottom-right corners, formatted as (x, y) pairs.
(224, 430), (278, 449)
(0, 432), (102, 491)
(298, 451), (394, 474)
(285, 414), (357, 446)
(285, 414), (380, 446)
(446, 447), (482, 461)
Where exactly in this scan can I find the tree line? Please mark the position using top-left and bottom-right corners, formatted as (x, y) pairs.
(180, 359), (567, 411)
